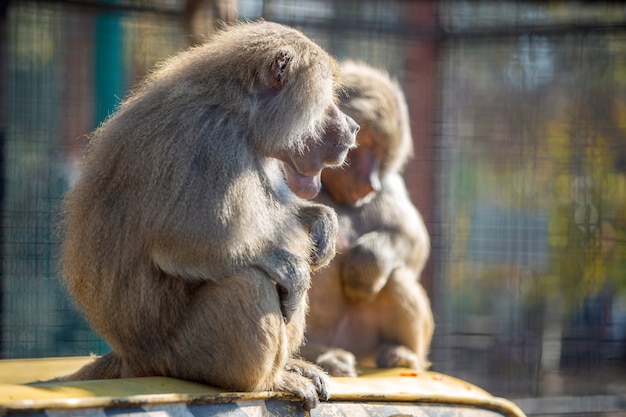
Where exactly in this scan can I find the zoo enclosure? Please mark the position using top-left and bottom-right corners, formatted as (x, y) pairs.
(2, 1), (626, 414)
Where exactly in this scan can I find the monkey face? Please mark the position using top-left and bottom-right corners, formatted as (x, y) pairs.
(321, 128), (383, 206)
(275, 105), (359, 200)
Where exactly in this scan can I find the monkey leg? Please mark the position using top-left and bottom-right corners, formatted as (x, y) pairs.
(61, 268), (328, 409)
(164, 268), (328, 410)
(374, 268), (434, 371)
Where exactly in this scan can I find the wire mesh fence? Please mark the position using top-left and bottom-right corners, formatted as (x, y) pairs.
(2, 0), (626, 414)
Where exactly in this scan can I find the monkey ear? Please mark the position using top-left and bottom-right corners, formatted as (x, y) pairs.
(270, 51), (291, 92)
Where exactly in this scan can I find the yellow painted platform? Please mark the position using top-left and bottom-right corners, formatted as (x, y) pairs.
(0, 356), (527, 417)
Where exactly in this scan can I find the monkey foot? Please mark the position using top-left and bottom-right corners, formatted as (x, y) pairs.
(316, 349), (358, 377)
(376, 344), (424, 371)
(281, 358), (330, 410)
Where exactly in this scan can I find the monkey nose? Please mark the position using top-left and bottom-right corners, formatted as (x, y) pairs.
(347, 115), (360, 136)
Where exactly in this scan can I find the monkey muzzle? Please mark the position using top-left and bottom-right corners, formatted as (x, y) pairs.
(280, 158), (323, 200)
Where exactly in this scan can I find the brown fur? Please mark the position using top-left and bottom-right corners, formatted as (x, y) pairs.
(59, 21), (358, 410)
(301, 61), (433, 377)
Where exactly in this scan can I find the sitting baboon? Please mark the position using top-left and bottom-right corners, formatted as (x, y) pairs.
(301, 61), (434, 377)
(59, 21), (359, 410)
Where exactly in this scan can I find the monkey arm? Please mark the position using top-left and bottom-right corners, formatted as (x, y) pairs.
(150, 213), (314, 325)
(253, 247), (311, 324)
(373, 174), (431, 275)
(340, 179), (429, 302)
(340, 221), (429, 303)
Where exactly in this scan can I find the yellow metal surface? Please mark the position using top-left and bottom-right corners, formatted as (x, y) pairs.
(331, 367), (492, 398)
(328, 369), (526, 417)
(0, 356), (92, 384)
(0, 357), (527, 417)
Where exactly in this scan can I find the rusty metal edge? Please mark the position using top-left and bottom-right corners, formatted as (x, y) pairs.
(0, 390), (298, 413)
(0, 389), (527, 417)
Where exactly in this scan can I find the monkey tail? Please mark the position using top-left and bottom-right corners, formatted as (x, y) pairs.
(58, 352), (124, 381)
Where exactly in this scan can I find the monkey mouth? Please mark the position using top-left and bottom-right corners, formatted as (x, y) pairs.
(280, 159), (322, 200)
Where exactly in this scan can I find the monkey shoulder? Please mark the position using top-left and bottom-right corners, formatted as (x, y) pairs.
(361, 174), (429, 252)
(358, 173), (419, 224)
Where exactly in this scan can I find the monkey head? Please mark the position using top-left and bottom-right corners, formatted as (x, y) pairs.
(321, 61), (413, 205)
(214, 22), (359, 200)
(131, 21), (358, 202)
(241, 28), (360, 200)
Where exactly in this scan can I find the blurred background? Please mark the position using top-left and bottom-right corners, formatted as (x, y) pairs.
(2, 1), (626, 415)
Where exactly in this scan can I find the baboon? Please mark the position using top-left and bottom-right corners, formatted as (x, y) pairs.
(301, 61), (434, 377)
(59, 21), (359, 410)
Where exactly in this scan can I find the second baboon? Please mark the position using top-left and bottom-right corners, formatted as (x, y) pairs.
(301, 61), (434, 377)
(59, 21), (359, 410)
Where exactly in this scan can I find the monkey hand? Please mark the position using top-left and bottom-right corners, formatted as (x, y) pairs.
(256, 248), (311, 323)
(298, 203), (339, 271)
(341, 233), (396, 302)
